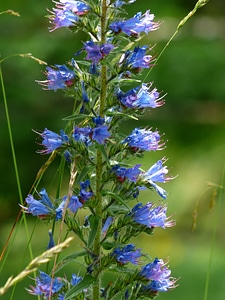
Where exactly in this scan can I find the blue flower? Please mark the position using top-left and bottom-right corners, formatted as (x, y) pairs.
(22, 189), (65, 220)
(111, 164), (141, 182)
(130, 202), (175, 229)
(117, 83), (164, 109)
(89, 62), (100, 75)
(112, 244), (142, 265)
(38, 65), (75, 91)
(123, 128), (164, 151)
(67, 195), (83, 213)
(24, 194), (51, 217)
(145, 279), (175, 292)
(39, 128), (69, 154)
(84, 40), (114, 63)
(49, 9), (79, 30)
(102, 216), (113, 236)
(79, 180), (93, 201)
(71, 274), (82, 286)
(121, 46), (152, 71)
(49, 1), (90, 31)
(110, 10), (159, 37)
(144, 159), (170, 183)
(114, 0), (136, 7)
(92, 125), (111, 144)
(27, 271), (65, 297)
(47, 229), (55, 249)
(73, 126), (92, 145)
(57, 0), (90, 16)
(55, 199), (66, 220)
(92, 116), (105, 126)
(140, 258), (169, 280)
(81, 81), (89, 102)
(142, 158), (174, 199)
(140, 258), (176, 292)
(27, 272), (83, 299)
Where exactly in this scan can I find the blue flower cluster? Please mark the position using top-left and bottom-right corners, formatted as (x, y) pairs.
(140, 258), (176, 292)
(110, 10), (159, 37)
(27, 271), (82, 299)
(24, 0), (178, 298)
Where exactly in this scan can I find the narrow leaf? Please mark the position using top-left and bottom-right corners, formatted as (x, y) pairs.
(54, 251), (87, 273)
(87, 215), (100, 248)
(64, 275), (95, 299)
(102, 190), (130, 210)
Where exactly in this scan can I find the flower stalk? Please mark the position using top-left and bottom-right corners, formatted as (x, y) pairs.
(92, 2), (108, 299)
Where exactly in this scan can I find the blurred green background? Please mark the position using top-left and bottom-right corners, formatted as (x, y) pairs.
(1, 0), (225, 299)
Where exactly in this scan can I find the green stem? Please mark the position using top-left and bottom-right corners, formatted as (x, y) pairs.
(203, 168), (224, 300)
(0, 63), (35, 296)
(92, 1), (107, 299)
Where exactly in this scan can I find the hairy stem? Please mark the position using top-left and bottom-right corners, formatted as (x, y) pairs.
(92, 1), (107, 299)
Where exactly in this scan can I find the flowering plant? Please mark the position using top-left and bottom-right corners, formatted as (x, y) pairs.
(0, 0), (209, 299)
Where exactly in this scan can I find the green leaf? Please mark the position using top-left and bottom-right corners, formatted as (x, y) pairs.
(54, 251), (87, 273)
(101, 241), (124, 250)
(106, 110), (138, 120)
(101, 190), (130, 210)
(62, 114), (92, 121)
(75, 165), (95, 184)
(87, 215), (100, 248)
(64, 275), (95, 299)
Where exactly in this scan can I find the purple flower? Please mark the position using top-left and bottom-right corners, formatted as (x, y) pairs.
(112, 244), (142, 265)
(123, 128), (165, 152)
(49, 0), (90, 31)
(27, 271), (65, 297)
(130, 202), (175, 229)
(140, 258), (176, 292)
(84, 40), (114, 63)
(111, 164), (141, 182)
(22, 189), (65, 221)
(92, 126), (111, 144)
(117, 83), (164, 109)
(121, 46), (152, 71)
(39, 128), (69, 154)
(110, 10), (159, 37)
(37, 65), (75, 91)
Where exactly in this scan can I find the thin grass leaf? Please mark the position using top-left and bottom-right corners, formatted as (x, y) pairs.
(0, 10), (20, 17)
(144, 0), (210, 81)
(0, 237), (73, 296)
